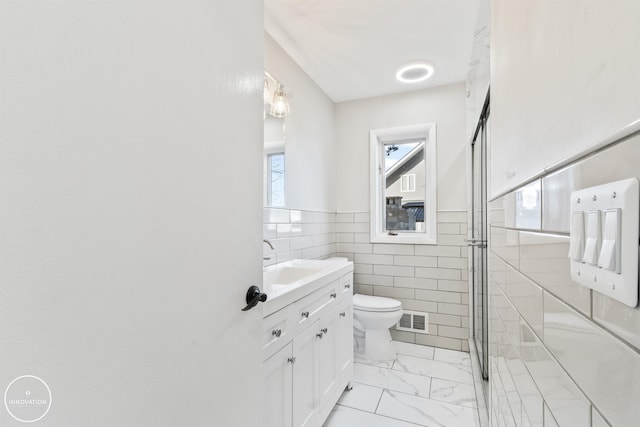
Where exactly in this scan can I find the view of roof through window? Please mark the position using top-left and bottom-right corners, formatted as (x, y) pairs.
(384, 140), (423, 171)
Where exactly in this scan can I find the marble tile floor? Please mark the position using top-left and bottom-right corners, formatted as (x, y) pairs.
(323, 341), (483, 427)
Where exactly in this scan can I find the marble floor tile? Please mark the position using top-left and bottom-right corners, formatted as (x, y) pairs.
(329, 342), (483, 427)
(355, 354), (395, 369)
(430, 378), (478, 408)
(336, 382), (383, 413)
(354, 362), (432, 398)
(376, 389), (480, 427)
(323, 405), (422, 427)
(394, 341), (436, 359)
(434, 347), (471, 366)
(393, 354), (474, 384)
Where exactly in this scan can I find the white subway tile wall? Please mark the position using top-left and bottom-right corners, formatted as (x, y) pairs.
(263, 208), (337, 266)
(488, 136), (640, 427)
(263, 208), (470, 353)
(335, 210), (470, 352)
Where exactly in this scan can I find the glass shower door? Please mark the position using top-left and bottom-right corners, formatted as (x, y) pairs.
(471, 109), (489, 379)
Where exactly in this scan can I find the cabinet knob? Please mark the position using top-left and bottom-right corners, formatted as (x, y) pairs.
(321, 328), (328, 334)
(330, 293), (337, 299)
(339, 312), (346, 317)
(316, 332), (324, 339)
(344, 284), (351, 289)
(272, 329), (282, 338)
(287, 357), (296, 364)
(301, 311), (310, 318)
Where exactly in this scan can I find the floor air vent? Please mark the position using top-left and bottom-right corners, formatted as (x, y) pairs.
(395, 311), (429, 334)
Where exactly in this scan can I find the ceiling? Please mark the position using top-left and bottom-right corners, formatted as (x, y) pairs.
(265, 0), (481, 103)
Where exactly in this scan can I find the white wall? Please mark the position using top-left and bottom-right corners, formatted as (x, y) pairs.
(335, 83), (468, 212)
(333, 84), (470, 351)
(489, 1), (640, 426)
(0, 1), (264, 426)
(265, 32), (336, 212)
(491, 0), (640, 198)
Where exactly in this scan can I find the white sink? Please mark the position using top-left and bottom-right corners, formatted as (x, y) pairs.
(263, 266), (322, 286)
(262, 258), (352, 316)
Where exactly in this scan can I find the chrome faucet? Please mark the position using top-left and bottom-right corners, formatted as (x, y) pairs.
(263, 239), (275, 261)
(263, 239), (275, 250)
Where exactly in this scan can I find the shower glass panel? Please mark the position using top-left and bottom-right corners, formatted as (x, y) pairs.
(471, 108), (489, 380)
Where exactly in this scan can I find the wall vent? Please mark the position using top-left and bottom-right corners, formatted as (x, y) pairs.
(395, 310), (429, 334)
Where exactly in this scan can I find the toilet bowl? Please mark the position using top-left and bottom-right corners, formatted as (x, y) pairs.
(353, 294), (403, 361)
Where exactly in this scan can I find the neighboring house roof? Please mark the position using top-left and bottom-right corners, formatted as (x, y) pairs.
(385, 141), (425, 187)
(402, 202), (424, 222)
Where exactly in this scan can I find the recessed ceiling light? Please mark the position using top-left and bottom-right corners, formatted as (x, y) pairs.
(395, 62), (435, 83)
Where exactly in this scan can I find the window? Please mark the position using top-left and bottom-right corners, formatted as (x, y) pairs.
(400, 174), (416, 192)
(267, 152), (285, 207)
(370, 123), (437, 244)
(264, 112), (286, 207)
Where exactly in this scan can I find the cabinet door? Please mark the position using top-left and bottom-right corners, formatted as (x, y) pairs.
(293, 320), (320, 427)
(262, 304), (294, 362)
(318, 307), (339, 413)
(339, 273), (353, 300)
(336, 299), (354, 383)
(263, 343), (293, 427)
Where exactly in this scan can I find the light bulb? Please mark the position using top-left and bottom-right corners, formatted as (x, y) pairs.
(270, 87), (290, 118)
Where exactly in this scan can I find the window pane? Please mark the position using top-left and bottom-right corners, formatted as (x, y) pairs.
(384, 140), (425, 232)
(268, 153), (285, 207)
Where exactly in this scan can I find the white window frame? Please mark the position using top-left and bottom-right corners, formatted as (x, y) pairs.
(370, 123), (437, 245)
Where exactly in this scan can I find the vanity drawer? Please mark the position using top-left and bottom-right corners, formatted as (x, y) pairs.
(295, 280), (340, 334)
(262, 305), (294, 361)
(339, 274), (353, 300)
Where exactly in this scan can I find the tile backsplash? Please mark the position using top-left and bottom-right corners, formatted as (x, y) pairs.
(489, 134), (640, 427)
(263, 208), (337, 265)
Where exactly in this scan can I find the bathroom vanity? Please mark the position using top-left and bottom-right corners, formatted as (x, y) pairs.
(261, 259), (354, 427)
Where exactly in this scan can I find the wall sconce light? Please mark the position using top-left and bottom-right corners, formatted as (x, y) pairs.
(270, 87), (290, 118)
(264, 71), (290, 118)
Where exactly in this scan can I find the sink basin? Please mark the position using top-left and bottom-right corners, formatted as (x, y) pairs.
(262, 258), (352, 316)
(263, 266), (322, 286)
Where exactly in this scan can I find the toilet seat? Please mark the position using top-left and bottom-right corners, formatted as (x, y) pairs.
(353, 294), (402, 312)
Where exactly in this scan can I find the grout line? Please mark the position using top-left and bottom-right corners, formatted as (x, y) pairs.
(491, 247), (640, 356)
(491, 297), (596, 424)
(330, 405), (425, 426)
(373, 387), (385, 414)
(378, 382), (480, 419)
(488, 122), (640, 203)
(389, 361), (475, 386)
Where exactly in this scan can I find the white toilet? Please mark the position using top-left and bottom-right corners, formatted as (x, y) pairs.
(353, 294), (403, 361)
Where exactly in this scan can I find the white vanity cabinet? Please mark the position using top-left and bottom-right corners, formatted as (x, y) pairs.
(262, 267), (353, 427)
(263, 342), (293, 427)
(317, 298), (355, 420)
(335, 274), (354, 388)
(334, 298), (354, 395)
(292, 320), (321, 427)
(318, 308), (338, 415)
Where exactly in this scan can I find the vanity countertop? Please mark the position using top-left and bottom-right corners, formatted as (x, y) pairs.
(262, 258), (353, 317)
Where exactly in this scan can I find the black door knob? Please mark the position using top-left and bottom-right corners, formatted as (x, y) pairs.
(241, 285), (267, 311)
